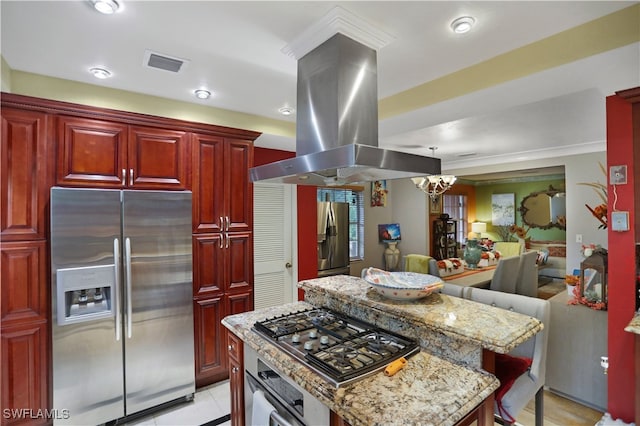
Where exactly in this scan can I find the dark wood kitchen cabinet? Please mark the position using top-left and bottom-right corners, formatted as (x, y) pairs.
(57, 116), (191, 190)
(192, 230), (254, 386)
(192, 134), (253, 233)
(192, 132), (254, 387)
(1, 105), (53, 424)
(227, 332), (245, 426)
(1, 92), (260, 418)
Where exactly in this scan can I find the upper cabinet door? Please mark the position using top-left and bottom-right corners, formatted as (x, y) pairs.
(226, 139), (253, 233)
(128, 126), (190, 190)
(192, 135), (253, 234)
(192, 133), (225, 234)
(56, 117), (190, 190)
(1, 108), (52, 241)
(57, 115), (128, 188)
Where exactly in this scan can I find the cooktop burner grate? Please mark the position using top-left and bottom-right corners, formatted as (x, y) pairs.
(253, 308), (419, 387)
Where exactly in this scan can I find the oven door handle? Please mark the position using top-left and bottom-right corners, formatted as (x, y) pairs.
(270, 410), (294, 426)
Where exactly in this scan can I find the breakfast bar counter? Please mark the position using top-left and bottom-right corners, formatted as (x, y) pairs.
(300, 275), (543, 367)
(223, 301), (500, 426)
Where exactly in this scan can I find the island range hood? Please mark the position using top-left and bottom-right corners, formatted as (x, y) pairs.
(249, 33), (441, 186)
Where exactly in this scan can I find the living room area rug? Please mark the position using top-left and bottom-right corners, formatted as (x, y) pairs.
(537, 279), (566, 300)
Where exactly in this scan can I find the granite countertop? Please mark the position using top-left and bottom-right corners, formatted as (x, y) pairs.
(299, 275), (543, 361)
(625, 312), (640, 334)
(222, 302), (500, 426)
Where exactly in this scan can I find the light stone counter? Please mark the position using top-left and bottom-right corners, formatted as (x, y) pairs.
(299, 275), (543, 367)
(222, 301), (499, 426)
(624, 312), (640, 334)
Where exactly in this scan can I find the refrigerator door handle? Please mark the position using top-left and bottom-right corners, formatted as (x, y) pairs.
(125, 237), (133, 339)
(114, 238), (122, 341)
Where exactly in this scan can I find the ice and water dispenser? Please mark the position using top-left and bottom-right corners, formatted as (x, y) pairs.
(56, 264), (116, 326)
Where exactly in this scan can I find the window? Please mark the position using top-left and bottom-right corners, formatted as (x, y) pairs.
(443, 194), (468, 245)
(317, 188), (364, 260)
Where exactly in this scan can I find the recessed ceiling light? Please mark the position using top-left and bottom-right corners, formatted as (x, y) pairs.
(278, 107), (294, 116)
(92, 0), (121, 14)
(450, 16), (475, 34)
(89, 67), (112, 79)
(194, 89), (211, 100)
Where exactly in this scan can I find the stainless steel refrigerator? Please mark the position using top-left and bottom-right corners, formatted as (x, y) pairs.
(317, 201), (350, 277)
(50, 187), (195, 425)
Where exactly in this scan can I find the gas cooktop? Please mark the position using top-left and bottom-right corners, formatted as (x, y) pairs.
(253, 308), (419, 387)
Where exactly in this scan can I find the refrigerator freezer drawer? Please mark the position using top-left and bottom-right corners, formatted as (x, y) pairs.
(56, 265), (115, 326)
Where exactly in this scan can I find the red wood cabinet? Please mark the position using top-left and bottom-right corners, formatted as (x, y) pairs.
(193, 296), (226, 388)
(192, 134), (253, 234)
(1, 241), (48, 325)
(1, 109), (52, 242)
(1, 105), (52, 424)
(1, 92), (259, 417)
(227, 333), (245, 426)
(1, 321), (50, 425)
(192, 133), (254, 387)
(57, 116), (191, 190)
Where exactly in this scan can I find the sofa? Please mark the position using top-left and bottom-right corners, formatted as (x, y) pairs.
(528, 240), (567, 279)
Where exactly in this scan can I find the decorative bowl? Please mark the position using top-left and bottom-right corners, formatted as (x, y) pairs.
(363, 269), (444, 301)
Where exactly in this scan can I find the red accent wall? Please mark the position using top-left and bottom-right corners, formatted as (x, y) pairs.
(606, 93), (636, 422)
(297, 186), (318, 300)
(254, 147), (294, 166)
(253, 147), (317, 301)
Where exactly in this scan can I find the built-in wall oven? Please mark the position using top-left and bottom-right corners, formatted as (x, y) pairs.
(244, 346), (330, 426)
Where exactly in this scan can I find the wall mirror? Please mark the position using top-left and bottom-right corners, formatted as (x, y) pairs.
(519, 186), (566, 230)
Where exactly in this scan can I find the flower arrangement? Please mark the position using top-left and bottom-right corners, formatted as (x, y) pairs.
(567, 279), (607, 311)
(578, 162), (607, 229)
(509, 224), (530, 240)
(580, 243), (601, 257)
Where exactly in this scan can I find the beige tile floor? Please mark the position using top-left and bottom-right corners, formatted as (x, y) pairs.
(123, 380), (231, 426)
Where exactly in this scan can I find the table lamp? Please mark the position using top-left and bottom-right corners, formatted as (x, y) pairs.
(471, 222), (486, 239)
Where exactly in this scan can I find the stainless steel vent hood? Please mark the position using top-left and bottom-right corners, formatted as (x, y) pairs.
(250, 33), (441, 186)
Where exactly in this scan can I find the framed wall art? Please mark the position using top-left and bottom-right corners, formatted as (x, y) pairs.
(491, 193), (515, 225)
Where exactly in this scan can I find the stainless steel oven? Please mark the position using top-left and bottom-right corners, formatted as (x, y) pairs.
(244, 346), (330, 426)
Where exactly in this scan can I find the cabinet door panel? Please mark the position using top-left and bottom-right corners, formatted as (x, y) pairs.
(1, 241), (48, 325)
(228, 345), (244, 426)
(227, 232), (253, 294)
(192, 234), (225, 297)
(128, 126), (190, 190)
(1, 109), (51, 240)
(227, 290), (253, 315)
(1, 321), (49, 425)
(226, 139), (253, 233)
(56, 115), (127, 188)
(193, 297), (227, 387)
(192, 134), (225, 233)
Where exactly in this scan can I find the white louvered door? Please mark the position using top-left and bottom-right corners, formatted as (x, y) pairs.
(253, 183), (294, 309)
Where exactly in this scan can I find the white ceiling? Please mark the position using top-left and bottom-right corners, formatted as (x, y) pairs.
(2, 1), (639, 180)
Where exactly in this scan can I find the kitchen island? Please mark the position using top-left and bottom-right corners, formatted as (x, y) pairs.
(300, 275), (543, 367)
(223, 275), (543, 426)
(223, 301), (499, 426)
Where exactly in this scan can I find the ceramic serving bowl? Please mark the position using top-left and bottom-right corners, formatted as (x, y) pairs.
(363, 271), (444, 301)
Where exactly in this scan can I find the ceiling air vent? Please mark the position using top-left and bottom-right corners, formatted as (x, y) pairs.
(143, 50), (189, 73)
